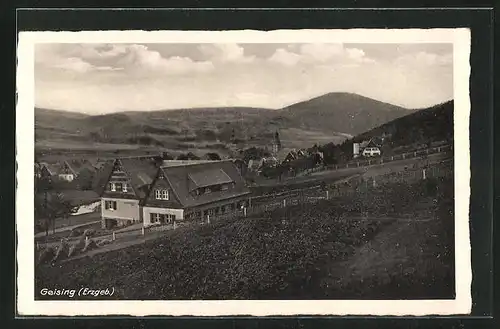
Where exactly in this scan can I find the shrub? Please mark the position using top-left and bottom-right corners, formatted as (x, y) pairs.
(68, 229), (82, 238)
(96, 238), (113, 247)
(83, 228), (96, 237)
(51, 240), (69, 262)
(81, 238), (97, 253)
(67, 244), (77, 257)
(37, 247), (55, 265)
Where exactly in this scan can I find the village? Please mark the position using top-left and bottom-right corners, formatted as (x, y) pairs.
(34, 125), (453, 266)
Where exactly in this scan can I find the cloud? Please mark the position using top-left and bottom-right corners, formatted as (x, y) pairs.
(115, 45), (214, 74)
(268, 48), (301, 66)
(267, 43), (376, 67)
(395, 51), (453, 66)
(35, 44), (214, 75)
(198, 44), (256, 63)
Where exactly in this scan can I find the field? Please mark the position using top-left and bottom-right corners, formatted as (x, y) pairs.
(35, 175), (454, 300)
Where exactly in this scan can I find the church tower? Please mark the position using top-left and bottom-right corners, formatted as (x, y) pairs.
(272, 130), (282, 155)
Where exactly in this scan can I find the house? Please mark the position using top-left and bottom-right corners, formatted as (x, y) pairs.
(359, 137), (383, 151)
(100, 157), (159, 229)
(262, 156), (280, 168)
(247, 158), (265, 172)
(34, 162), (42, 179)
(39, 162), (63, 180)
(142, 160), (251, 226)
(277, 148), (311, 165)
(88, 158), (108, 171)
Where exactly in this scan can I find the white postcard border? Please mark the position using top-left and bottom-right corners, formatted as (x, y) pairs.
(16, 28), (471, 316)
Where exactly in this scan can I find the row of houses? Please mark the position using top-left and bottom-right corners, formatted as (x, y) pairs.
(247, 148), (324, 173)
(35, 159), (108, 182)
(96, 157), (251, 229)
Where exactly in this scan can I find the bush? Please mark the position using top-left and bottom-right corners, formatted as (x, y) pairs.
(68, 229), (82, 238)
(51, 240), (69, 262)
(67, 244), (77, 257)
(81, 238), (97, 253)
(83, 228), (96, 237)
(96, 238), (113, 247)
(37, 247), (55, 266)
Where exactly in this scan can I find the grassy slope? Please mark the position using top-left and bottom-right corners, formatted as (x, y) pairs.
(354, 100), (453, 148)
(281, 92), (413, 136)
(35, 176), (454, 300)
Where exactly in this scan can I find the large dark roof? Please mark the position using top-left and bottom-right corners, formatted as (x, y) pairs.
(65, 159), (96, 174)
(160, 160), (250, 208)
(120, 158), (159, 199)
(188, 168), (233, 189)
(92, 160), (114, 196)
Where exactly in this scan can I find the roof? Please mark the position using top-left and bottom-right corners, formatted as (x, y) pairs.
(58, 190), (100, 206)
(360, 137), (382, 149)
(277, 148), (298, 162)
(162, 160), (217, 167)
(65, 159), (96, 174)
(188, 168), (233, 189)
(160, 160), (250, 208)
(40, 162), (63, 176)
(87, 158), (108, 170)
(92, 160), (114, 195)
(120, 158), (159, 199)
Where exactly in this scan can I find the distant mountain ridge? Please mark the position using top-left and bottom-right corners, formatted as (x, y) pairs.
(35, 92), (420, 152)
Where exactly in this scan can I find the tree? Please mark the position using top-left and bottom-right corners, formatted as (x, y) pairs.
(162, 152), (175, 160)
(177, 152), (201, 160)
(241, 147), (270, 163)
(35, 177), (76, 238)
(204, 152), (221, 161)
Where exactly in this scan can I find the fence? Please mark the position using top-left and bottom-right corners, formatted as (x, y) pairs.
(245, 159), (453, 215)
(304, 144), (453, 174)
(38, 157), (453, 262)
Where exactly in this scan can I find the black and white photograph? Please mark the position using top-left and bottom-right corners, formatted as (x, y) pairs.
(16, 29), (471, 316)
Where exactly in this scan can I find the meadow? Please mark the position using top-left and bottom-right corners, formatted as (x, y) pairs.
(35, 175), (454, 300)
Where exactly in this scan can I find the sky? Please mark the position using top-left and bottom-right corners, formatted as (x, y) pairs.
(35, 42), (453, 114)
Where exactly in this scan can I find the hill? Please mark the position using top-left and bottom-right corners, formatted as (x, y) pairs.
(34, 93), (418, 155)
(280, 92), (414, 136)
(320, 100), (454, 162)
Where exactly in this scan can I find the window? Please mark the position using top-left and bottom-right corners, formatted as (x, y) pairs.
(115, 183), (123, 191)
(204, 187), (211, 194)
(155, 189), (169, 200)
(105, 200), (117, 210)
(164, 214), (176, 224)
(161, 189), (169, 200)
(109, 183), (116, 191)
(221, 184), (229, 191)
(150, 213), (176, 224)
(207, 209), (215, 216)
(122, 184), (128, 192)
(150, 213), (161, 224)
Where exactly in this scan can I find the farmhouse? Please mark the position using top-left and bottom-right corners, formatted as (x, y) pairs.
(353, 137), (384, 158)
(100, 157), (158, 229)
(99, 157), (250, 229)
(143, 160), (251, 226)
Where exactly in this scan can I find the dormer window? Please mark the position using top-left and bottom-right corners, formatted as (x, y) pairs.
(110, 183), (116, 191)
(155, 189), (169, 200)
(123, 184), (128, 192)
(115, 183), (123, 191)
